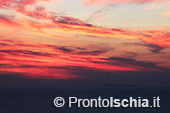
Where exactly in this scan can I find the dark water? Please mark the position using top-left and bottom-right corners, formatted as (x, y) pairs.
(0, 87), (170, 113)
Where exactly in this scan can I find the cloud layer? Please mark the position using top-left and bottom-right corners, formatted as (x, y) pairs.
(0, 0), (170, 47)
(0, 39), (164, 79)
(0, 0), (170, 79)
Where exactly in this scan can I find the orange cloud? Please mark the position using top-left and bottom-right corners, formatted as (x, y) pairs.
(0, 0), (170, 48)
(163, 11), (170, 17)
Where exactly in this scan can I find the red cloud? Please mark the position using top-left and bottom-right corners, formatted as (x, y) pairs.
(0, 39), (161, 79)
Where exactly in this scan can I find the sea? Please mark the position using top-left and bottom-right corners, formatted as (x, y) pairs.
(0, 87), (170, 113)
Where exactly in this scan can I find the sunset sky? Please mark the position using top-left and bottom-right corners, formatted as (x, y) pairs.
(0, 0), (170, 87)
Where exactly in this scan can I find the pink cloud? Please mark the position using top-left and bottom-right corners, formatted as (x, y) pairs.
(84, 0), (170, 5)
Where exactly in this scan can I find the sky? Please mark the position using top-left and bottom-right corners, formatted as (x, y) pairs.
(0, 0), (170, 87)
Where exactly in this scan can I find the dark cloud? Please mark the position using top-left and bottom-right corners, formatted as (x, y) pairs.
(103, 57), (165, 70)
(124, 42), (166, 53)
(0, 39), (14, 43)
(79, 51), (107, 55)
(85, 4), (115, 23)
(124, 51), (138, 58)
(0, 50), (54, 57)
(53, 16), (94, 27)
(0, 42), (8, 46)
(49, 45), (73, 53)
(57, 47), (73, 53)
(145, 44), (166, 53)
(75, 47), (86, 50)
(0, 14), (14, 20)
(0, 64), (12, 67)
(0, 14), (19, 26)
